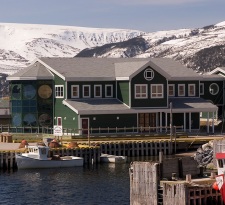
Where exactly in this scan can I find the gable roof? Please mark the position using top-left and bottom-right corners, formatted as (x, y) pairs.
(148, 58), (201, 80)
(7, 57), (204, 81)
(7, 61), (53, 81)
(209, 67), (225, 77)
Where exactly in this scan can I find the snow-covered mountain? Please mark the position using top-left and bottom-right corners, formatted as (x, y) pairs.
(76, 21), (225, 73)
(1, 21), (225, 75)
(0, 23), (143, 74)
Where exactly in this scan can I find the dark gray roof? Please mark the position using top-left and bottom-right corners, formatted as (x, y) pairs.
(7, 61), (53, 80)
(63, 98), (132, 114)
(39, 57), (202, 81)
(40, 57), (148, 81)
(169, 97), (217, 112)
(115, 61), (149, 78)
(149, 58), (201, 80)
(201, 74), (225, 81)
(63, 97), (217, 115)
(8, 57), (205, 81)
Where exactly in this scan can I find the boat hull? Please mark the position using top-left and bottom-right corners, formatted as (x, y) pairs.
(100, 154), (127, 164)
(16, 154), (84, 169)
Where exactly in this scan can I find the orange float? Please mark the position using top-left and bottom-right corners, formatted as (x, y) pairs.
(212, 182), (219, 191)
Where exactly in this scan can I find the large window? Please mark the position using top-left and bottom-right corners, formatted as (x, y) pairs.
(188, 84), (195, 96)
(135, 84), (148, 99)
(71, 85), (79, 98)
(94, 85), (102, 98)
(168, 84), (175, 96)
(83, 85), (91, 98)
(55, 85), (64, 98)
(151, 84), (163, 98)
(105, 85), (113, 98)
(178, 84), (185, 96)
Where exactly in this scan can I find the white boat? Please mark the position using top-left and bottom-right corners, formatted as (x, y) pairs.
(16, 145), (84, 169)
(100, 154), (127, 164)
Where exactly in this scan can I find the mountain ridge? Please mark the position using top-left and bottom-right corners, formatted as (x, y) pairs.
(1, 21), (225, 74)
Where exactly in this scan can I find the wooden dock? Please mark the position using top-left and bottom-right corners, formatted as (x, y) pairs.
(0, 137), (218, 170)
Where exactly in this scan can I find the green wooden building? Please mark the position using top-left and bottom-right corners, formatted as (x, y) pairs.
(7, 57), (224, 135)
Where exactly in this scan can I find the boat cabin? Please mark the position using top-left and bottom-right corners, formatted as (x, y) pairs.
(25, 145), (49, 160)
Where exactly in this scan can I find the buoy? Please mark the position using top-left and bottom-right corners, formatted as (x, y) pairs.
(212, 182), (219, 190)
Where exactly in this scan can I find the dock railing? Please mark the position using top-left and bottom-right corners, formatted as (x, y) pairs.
(0, 124), (185, 137)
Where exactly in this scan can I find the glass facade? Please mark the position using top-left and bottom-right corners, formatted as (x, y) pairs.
(11, 81), (53, 128)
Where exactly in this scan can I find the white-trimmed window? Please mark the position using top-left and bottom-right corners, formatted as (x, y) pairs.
(188, 84), (195, 96)
(178, 84), (185, 96)
(83, 85), (91, 98)
(71, 85), (79, 98)
(55, 85), (64, 98)
(200, 83), (204, 95)
(135, 84), (148, 99)
(151, 84), (163, 98)
(105, 85), (113, 98)
(94, 85), (102, 98)
(209, 83), (219, 95)
(144, 68), (154, 81)
(168, 84), (175, 96)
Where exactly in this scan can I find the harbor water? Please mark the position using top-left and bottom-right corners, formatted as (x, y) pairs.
(0, 158), (143, 205)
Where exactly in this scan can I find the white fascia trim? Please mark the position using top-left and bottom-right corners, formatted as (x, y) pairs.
(169, 76), (203, 80)
(7, 77), (39, 80)
(130, 61), (170, 80)
(62, 100), (79, 114)
(66, 77), (115, 81)
(36, 58), (66, 81)
(116, 77), (129, 80)
(209, 67), (225, 75)
(164, 108), (218, 113)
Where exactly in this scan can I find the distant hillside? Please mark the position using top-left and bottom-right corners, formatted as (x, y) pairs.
(0, 22), (225, 74)
(76, 22), (225, 73)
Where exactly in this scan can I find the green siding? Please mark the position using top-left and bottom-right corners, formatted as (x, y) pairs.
(81, 114), (137, 133)
(200, 81), (223, 104)
(131, 66), (167, 107)
(117, 81), (129, 106)
(54, 103), (78, 131)
(168, 81), (199, 97)
(171, 113), (199, 129)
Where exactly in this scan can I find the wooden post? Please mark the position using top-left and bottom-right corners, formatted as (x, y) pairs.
(159, 151), (163, 163)
(88, 128), (90, 147)
(186, 174), (191, 183)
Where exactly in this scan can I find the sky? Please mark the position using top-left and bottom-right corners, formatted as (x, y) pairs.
(0, 0), (225, 32)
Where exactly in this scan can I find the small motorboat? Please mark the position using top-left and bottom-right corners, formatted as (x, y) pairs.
(16, 145), (83, 169)
(100, 154), (127, 164)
